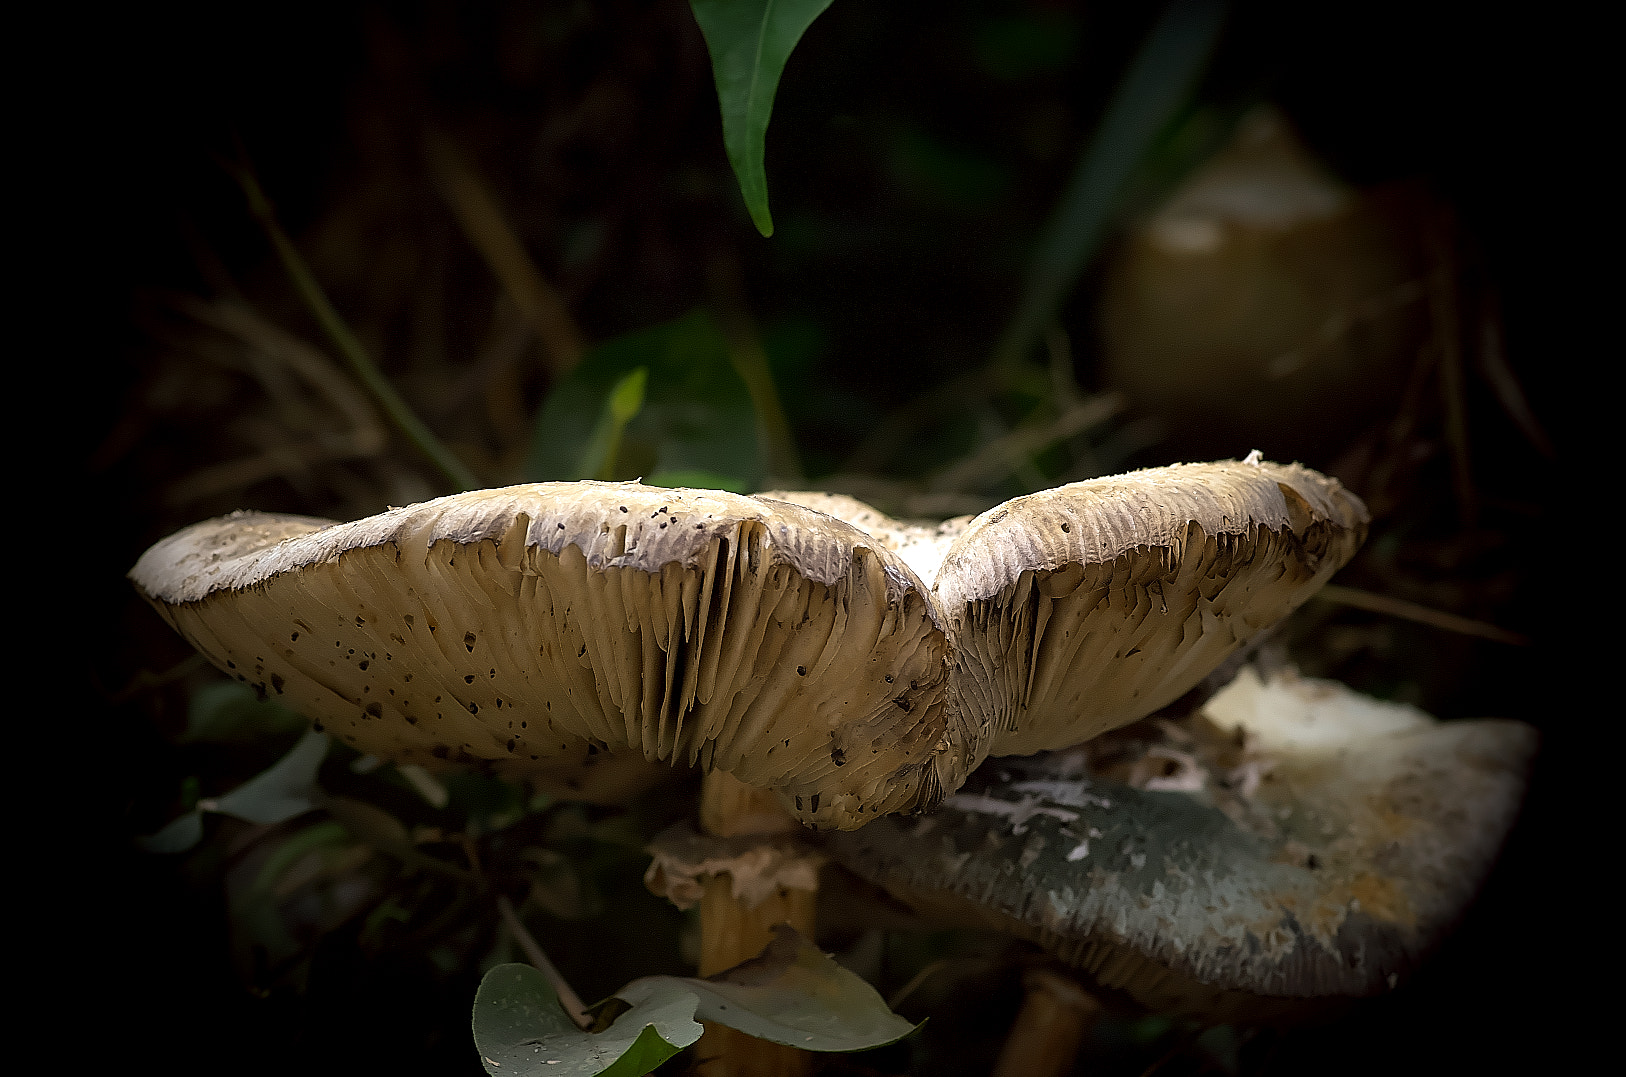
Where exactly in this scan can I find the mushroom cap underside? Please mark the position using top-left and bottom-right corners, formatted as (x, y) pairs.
(935, 459), (1368, 760)
(824, 667), (1535, 1022)
(130, 460), (1368, 827)
(130, 482), (964, 830)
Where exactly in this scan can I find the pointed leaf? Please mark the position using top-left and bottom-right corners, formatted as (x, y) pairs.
(526, 310), (761, 489)
(184, 680), (307, 743)
(137, 809), (204, 854)
(622, 926), (918, 1052)
(473, 963), (702, 1077)
(206, 730), (329, 826)
(690, 0), (834, 236)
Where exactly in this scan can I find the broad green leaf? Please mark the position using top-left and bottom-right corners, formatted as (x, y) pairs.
(995, 0), (1227, 367)
(638, 925), (917, 1051)
(575, 366), (648, 480)
(136, 809), (204, 853)
(205, 730), (329, 826)
(184, 680), (307, 743)
(250, 819), (351, 898)
(644, 468), (750, 493)
(139, 730), (329, 852)
(690, 0), (834, 236)
(473, 963), (702, 1077)
(526, 310), (761, 490)
(472, 928), (914, 1076)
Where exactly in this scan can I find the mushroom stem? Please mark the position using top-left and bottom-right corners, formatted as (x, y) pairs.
(693, 770), (816, 1077)
(992, 967), (1103, 1077)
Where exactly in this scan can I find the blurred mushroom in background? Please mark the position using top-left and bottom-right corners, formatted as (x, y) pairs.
(1098, 107), (1430, 466)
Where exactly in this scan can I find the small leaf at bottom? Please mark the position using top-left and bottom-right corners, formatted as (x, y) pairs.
(473, 963), (702, 1077)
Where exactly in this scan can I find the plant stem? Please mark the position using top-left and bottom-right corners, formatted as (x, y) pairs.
(496, 894), (592, 1030)
(1313, 584), (1529, 646)
(228, 161), (480, 492)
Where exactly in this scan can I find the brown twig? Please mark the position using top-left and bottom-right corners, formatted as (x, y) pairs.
(886, 958), (949, 1010)
(225, 157), (479, 492)
(1426, 215), (1476, 528)
(1476, 298), (1556, 459)
(1263, 278), (1428, 379)
(496, 894), (593, 1031)
(928, 393), (1124, 495)
(1314, 584), (1529, 646)
(425, 130), (586, 379)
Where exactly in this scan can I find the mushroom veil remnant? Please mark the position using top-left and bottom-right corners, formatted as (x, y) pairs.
(130, 482), (966, 830)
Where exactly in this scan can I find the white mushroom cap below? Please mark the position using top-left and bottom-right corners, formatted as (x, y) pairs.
(934, 459), (1369, 761)
(825, 667), (1537, 1022)
(129, 482), (970, 830)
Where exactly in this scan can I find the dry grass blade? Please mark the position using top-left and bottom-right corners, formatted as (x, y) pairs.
(164, 297), (391, 505)
(178, 297), (386, 452)
(1264, 278), (1428, 379)
(425, 130), (586, 379)
(1426, 218), (1476, 528)
(227, 159), (479, 492)
(928, 393), (1124, 495)
(1476, 306), (1556, 459)
(1314, 584), (1529, 646)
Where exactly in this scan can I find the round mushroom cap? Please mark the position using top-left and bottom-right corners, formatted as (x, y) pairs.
(935, 459), (1368, 761)
(129, 482), (970, 829)
(826, 667), (1536, 1022)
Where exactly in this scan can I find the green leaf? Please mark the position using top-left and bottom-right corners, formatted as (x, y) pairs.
(994, 0), (1227, 367)
(645, 924), (918, 1051)
(136, 809), (204, 854)
(644, 469), (749, 493)
(575, 367), (649, 481)
(472, 928), (914, 1076)
(184, 680), (307, 743)
(473, 963), (702, 1077)
(690, 0), (834, 236)
(250, 819), (350, 898)
(526, 310), (762, 490)
(139, 730), (329, 852)
(206, 730), (329, 826)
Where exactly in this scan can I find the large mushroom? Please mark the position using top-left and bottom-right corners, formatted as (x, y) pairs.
(132, 480), (972, 1077)
(132, 456), (1369, 1073)
(129, 482), (970, 829)
(773, 455), (1367, 768)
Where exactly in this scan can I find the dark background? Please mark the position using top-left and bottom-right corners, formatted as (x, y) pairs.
(57, 1), (1585, 1073)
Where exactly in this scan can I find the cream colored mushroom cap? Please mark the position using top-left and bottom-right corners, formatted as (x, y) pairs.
(130, 482), (969, 829)
(935, 459), (1369, 760)
(754, 491), (973, 588)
